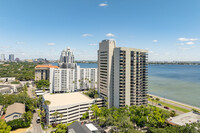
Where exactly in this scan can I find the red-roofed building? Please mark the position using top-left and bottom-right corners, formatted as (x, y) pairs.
(35, 64), (59, 81)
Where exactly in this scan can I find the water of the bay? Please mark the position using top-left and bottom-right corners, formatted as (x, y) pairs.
(52, 63), (200, 107)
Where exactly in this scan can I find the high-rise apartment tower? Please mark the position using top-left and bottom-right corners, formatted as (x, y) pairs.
(1, 54), (5, 61)
(9, 54), (14, 62)
(59, 48), (76, 68)
(98, 40), (148, 108)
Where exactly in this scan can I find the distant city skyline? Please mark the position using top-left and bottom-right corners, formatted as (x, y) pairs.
(0, 0), (200, 61)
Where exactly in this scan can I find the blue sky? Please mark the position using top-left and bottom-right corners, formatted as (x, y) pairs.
(0, 0), (200, 61)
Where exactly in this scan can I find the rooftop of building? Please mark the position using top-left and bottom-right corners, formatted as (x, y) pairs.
(43, 92), (94, 107)
(100, 39), (147, 53)
(35, 64), (59, 68)
(167, 111), (200, 126)
(5, 103), (25, 117)
(68, 121), (100, 133)
(116, 47), (148, 53)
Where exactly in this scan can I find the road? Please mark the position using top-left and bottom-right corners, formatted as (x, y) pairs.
(148, 101), (183, 114)
(30, 112), (43, 133)
(149, 94), (200, 111)
(27, 86), (43, 133)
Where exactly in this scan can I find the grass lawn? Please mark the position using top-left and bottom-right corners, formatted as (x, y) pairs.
(148, 98), (190, 113)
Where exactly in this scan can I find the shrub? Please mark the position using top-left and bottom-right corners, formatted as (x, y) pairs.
(7, 118), (31, 130)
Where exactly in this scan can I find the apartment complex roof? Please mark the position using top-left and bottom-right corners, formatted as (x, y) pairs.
(43, 92), (93, 107)
(5, 103), (25, 117)
(167, 111), (200, 126)
(35, 64), (59, 68)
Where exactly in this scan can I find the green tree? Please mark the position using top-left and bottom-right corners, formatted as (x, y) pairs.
(170, 110), (176, 117)
(89, 104), (101, 121)
(22, 111), (33, 122)
(7, 118), (31, 130)
(81, 111), (89, 120)
(54, 124), (67, 133)
(59, 114), (63, 123)
(0, 120), (11, 133)
(52, 111), (60, 124)
(94, 94), (99, 99)
(23, 85), (28, 92)
(35, 80), (50, 89)
(44, 100), (51, 106)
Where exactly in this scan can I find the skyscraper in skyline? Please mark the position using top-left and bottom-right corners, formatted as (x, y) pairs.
(9, 54), (14, 62)
(59, 48), (76, 68)
(98, 40), (148, 108)
(1, 54), (5, 61)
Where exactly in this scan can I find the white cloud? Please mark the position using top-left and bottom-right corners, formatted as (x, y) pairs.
(177, 38), (198, 41)
(185, 42), (194, 45)
(99, 2), (108, 7)
(106, 33), (115, 37)
(153, 40), (158, 43)
(190, 38), (198, 41)
(16, 42), (25, 45)
(82, 34), (93, 37)
(88, 44), (97, 46)
(48, 43), (56, 46)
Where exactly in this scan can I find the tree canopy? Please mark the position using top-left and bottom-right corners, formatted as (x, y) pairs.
(0, 92), (37, 112)
(83, 89), (99, 98)
(0, 120), (11, 133)
(0, 62), (36, 81)
(36, 80), (50, 89)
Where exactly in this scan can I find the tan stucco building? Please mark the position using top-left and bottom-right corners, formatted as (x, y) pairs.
(35, 65), (59, 81)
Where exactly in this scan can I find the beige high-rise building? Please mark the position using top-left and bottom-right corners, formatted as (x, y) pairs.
(98, 40), (148, 108)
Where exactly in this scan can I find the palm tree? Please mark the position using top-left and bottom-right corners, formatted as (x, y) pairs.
(44, 100), (51, 106)
(52, 111), (59, 124)
(170, 110), (176, 117)
(94, 94), (99, 103)
(41, 109), (46, 124)
(59, 113), (63, 123)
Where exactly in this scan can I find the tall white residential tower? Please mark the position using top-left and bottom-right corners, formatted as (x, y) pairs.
(98, 40), (148, 108)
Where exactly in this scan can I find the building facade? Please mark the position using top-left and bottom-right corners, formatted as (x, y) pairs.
(98, 40), (148, 108)
(1, 54), (5, 62)
(35, 65), (59, 81)
(49, 48), (97, 93)
(49, 67), (97, 93)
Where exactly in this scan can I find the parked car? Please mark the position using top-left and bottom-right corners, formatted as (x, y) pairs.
(164, 106), (169, 109)
(158, 103), (162, 106)
(36, 117), (40, 123)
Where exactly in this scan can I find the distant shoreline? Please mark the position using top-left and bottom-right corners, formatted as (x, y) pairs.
(74, 62), (200, 65)
(149, 63), (200, 65)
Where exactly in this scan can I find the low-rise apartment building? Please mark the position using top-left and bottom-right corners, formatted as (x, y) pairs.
(43, 92), (103, 124)
(5, 103), (25, 122)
